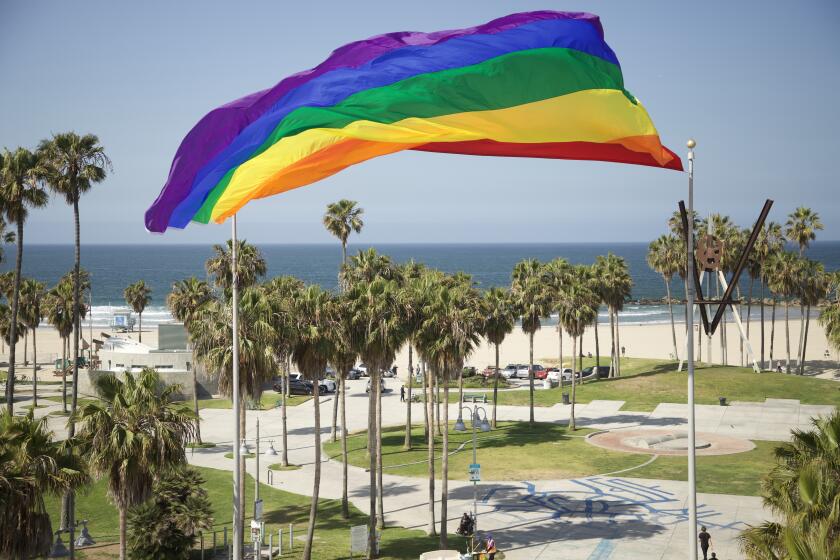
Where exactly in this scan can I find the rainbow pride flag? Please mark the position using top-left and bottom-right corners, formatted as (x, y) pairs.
(146, 11), (681, 233)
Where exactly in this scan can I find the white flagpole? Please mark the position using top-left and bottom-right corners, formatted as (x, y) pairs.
(232, 214), (242, 559)
(686, 139), (698, 560)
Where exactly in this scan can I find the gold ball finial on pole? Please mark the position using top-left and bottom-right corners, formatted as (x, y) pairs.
(687, 138), (696, 149)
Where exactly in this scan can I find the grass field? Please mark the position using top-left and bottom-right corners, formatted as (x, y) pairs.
(43, 465), (439, 559)
(324, 421), (773, 495)
(198, 392), (312, 410)
(463, 359), (840, 411)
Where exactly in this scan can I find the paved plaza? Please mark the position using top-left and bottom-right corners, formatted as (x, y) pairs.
(17, 378), (835, 559)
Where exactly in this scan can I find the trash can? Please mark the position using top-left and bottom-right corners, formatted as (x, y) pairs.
(719, 396), (727, 406)
(562, 392), (570, 405)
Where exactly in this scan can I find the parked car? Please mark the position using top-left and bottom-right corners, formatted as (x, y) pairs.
(515, 364), (530, 378)
(382, 366), (397, 378)
(356, 364), (369, 376)
(365, 378), (386, 393)
(532, 365), (548, 380)
(324, 367), (336, 379)
(273, 378), (313, 395)
(547, 368), (573, 383)
(319, 378), (337, 393)
(482, 366), (500, 378)
(581, 366), (612, 379)
(462, 366), (477, 378)
(347, 368), (362, 380)
(501, 364), (518, 379)
(289, 372), (303, 382)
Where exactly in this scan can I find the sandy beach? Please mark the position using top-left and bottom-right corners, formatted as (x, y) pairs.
(4, 314), (836, 381)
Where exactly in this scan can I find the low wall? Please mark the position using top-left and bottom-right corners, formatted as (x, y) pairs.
(78, 366), (218, 401)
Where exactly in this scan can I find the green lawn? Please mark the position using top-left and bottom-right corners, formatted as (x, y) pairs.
(44, 395), (99, 408)
(324, 421), (773, 495)
(43, 466), (439, 559)
(198, 393), (312, 410)
(630, 440), (777, 496)
(464, 359), (840, 412)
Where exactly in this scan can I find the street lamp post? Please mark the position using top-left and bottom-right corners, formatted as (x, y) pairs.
(454, 398), (491, 534)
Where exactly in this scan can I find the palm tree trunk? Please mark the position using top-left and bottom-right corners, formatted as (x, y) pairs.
(770, 298), (776, 369)
(434, 372), (442, 437)
(421, 360), (429, 441)
(138, 311), (142, 343)
(558, 326), (563, 371)
(760, 276), (766, 370)
(66, 199), (82, 560)
(747, 277), (754, 364)
(609, 307), (616, 378)
(528, 331), (535, 426)
(785, 299), (791, 374)
(615, 309), (623, 376)
(340, 373), (350, 518)
(32, 326), (37, 407)
(330, 374), (340, 443)
(281, 374), (289, 467)
(404, 344), (413, 449)
(797, 304), (805, 370)
(458, 368), (464, 410)
(191, 351), (202, 443)
(594, 310), (601, 367)
(366, 370), (378, 559)
(303, 382), (321, 560)
(425, 365), (436, 535)
(800, 305), (811, 376)
(61, 337), (67, 413)
(665, 278), (679, 363)
(570, 334), (577, 431)
(376, 374), (384, 529)
(492, 343), (500, 428)
(439, 371), (450, 549)
(23, 331), (28, 367)
(119, 504), (127, 560)
(5, 221), (23, 414)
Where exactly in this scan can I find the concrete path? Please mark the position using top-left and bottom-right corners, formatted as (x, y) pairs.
(185, 377), (833, 559)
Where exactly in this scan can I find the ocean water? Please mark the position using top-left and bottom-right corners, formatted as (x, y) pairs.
(3, 242), (838, 328)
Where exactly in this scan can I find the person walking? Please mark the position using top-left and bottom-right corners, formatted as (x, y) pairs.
(400, 384), (405, 402)
(698, 526), (713, 560)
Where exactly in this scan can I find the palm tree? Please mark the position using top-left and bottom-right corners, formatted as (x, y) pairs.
(288, 285), (335, 560)
(123, 280), (152, 343)
(328, 293), (358, 519)
(167, 277), (213, 443)
(75, 369), (196, 560)
(819, 299), (840, 369)
(738, 411), (840, 559)
(264, 275), (304, 468)
(767, 251), (803, 374)
(0, 215), (16, 268)
(313, 203), (362, 444)
(43, 281), (76, 413)
(557, 274), (599, 430)
(647, 235), (682, 362)
(758, 222), (785, 370)
(416, 276), (483, 548)
(797, 261), (829, 375)
(189, 287), (275, 541)
(594, 254), (633, 377)
(205, 238), (267, 296)
(786, 207), (823, 257)
(398, 261), (426, 449)
(0, 410), (88, 559)
(19, 279), (45, 407)
(345, 269), (406, 554)
(1, 147), (48, 413)
(39, 135), (110, 548)
(511, 259), (550, 426)
(482, 287), (515, 428)
(323, 199), (364, 277)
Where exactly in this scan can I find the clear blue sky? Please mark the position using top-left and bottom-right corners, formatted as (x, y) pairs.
(1, 1), (838, 245)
